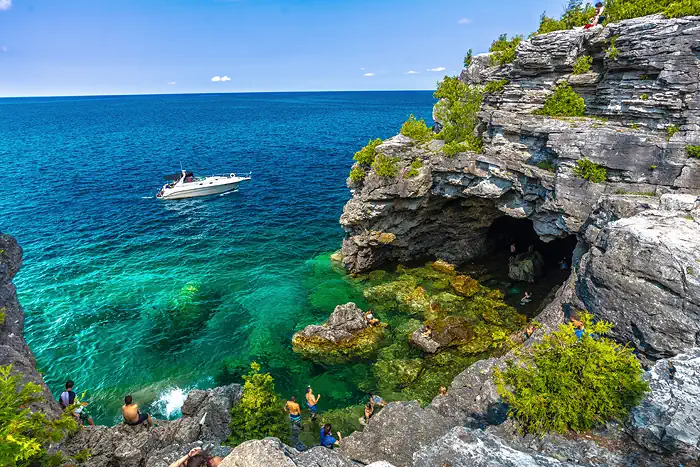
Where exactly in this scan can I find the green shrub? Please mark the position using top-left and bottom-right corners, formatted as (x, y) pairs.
(434, 76), (484, 153)
(605, 0), (700, 22)
(484, 79), (509, 94)
(640, 93), (648, 100)
(606, 36), (620, 59)
(405, 158), (424, 178)
(535, 84), (586, 117)
(489, 34), (523, 67)
(640, 74), (649, 80)
(227, 362), (287, 447)
(572, 56), (593, 75)
(494, 313), (649, 435)
(574, 158), (607, 182)
(537, 1), (597, 34)
(73, 448), (92, 463)
(537, 160), (555, 172)
(353, 138), (383, 166)
(0, 306), (5, 325)
(0, 365), (78, 467)
(629, 123), (640, 129)
(441, 141), (472, 157)
(650, 164), (657, 170)
(687, 146), (700, 158)
(666, 125), (680, 139)
(349, 165), (366, 183)
(400, 114), (433, 142)
(372, 154), (400, 178)
(464, 49), (474, 68)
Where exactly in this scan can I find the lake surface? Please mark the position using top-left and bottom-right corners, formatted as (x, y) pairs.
(0, 91), (435, 424)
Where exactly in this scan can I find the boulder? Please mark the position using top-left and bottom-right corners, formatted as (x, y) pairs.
(220, 437), (359, 467)
(292, 303), (386, 362)
(508, 251), (545, 283)
(626, 348), (700, 461)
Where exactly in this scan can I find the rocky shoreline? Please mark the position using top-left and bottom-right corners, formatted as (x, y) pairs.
(3, 12), (700, 467)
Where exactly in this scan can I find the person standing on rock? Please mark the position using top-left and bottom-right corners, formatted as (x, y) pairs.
(122, 395), (154, 428)
(306, 386), (320, 421)
(284, 395), (302, 426)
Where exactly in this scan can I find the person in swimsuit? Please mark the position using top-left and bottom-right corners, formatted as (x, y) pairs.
(520, 292), (532, 305)
(439, 386), (448, 396)
(122, 395), (154, 428)
(59, 380), (94, 426)
(284, 395), (302, 426)
(364, 310), (380, 327)
(305, 386), (321, 421)
(168, 447), (223, 467)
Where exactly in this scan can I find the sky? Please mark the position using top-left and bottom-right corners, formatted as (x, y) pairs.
(0, 0), (571, 97)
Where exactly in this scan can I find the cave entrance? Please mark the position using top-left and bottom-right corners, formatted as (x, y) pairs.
(461, 216), (578, 317)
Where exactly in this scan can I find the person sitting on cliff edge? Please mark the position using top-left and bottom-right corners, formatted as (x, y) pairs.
(420, 324), (433, 339)
(168, 447), (224, 467)
(320, 423), (342, 448)
(59, 380), (94, 426)
(122, 395), (154, 428)
(584, 2), (606, 29)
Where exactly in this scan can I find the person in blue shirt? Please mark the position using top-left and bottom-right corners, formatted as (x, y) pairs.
(320, 423), (342, 448)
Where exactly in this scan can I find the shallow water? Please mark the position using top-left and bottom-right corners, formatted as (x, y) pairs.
(0, 91), (435, 424)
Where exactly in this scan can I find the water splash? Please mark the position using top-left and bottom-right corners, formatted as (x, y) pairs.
(150, 386), (188, 419)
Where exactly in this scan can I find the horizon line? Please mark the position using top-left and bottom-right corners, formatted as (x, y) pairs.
(0, 88), (437, 100)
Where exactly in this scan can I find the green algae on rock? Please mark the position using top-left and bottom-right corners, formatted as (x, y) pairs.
(292, 303), (387, 363)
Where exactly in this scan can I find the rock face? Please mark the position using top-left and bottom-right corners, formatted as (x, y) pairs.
(626, 348), (700, 461)
(0, 232), (61, 417)
(59, 384), (242, 467)
(578, 195), (700, 359)
(509, 251), (545, 283)
(292, 302), (386, 362)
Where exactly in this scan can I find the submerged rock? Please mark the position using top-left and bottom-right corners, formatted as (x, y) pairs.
(292, 303), (386, 363)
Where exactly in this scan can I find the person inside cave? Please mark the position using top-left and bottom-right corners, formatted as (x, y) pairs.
(420, 324), (433, 339)
(168, 447), (224, 467)
(520, 292), (533, 305)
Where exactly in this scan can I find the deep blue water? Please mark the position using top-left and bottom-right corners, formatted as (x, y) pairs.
(0, 91), (434, 424)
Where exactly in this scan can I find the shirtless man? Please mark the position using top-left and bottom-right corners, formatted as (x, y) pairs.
(122, 395), (153, 427)
(305, 386), (321, 421)
(284, 395), (302, 425)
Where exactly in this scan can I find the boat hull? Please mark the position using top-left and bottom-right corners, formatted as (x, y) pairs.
(159, 180), (245, 200)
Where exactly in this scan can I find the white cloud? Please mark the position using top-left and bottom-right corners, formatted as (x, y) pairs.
(405, 71), (419, 74)
(364, 73), (375, 77)
(360, 67), (366, 70)
(211, 76), (222, 82)
(457, 17), (471, 25)
(0, 0), (11, 11)
(167, 81), (177, 85)
(221, 76), (231, 81)
(427, 67), (446, 72)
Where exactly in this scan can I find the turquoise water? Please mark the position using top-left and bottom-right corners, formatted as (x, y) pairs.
(0, 92), (435, 424)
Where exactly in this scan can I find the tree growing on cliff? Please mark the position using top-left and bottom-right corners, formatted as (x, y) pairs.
(535, 83), (586, 117)
(400, 115), (433, 142)
(494, 314), (649, 435)
(537, 1), (597, 35)
(433, 76), (484, 155)
(227, 362), (288, 447)
(605, 0), (700, 22)
(0, 364), (77, 467)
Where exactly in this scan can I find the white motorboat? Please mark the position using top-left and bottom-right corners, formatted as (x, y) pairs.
(156, 170), (251, 200)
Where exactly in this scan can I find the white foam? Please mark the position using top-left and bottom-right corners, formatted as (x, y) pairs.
(151, 386), (187, 419)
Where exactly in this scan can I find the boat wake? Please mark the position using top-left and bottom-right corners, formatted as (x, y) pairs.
(141, 196), (154, 199)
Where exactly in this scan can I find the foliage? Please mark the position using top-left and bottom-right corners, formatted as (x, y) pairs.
(640, 93), (648, 100)
(494, 313), (649, 435)
(353, 138), (383, 166)
(349, 165), (366, 183)
(405, 158), (424, 178)
(73, 448), (92, 464)
(400, 114), (433, 142)
(537, 1), (597, 34)
(464, 49), (474, 68)
(441, 141), (473, 157)
(227, 362), (288, 447)
(606, 36), (620, 59)
(687, 146), (700, 159)
(433, 76), (484, 154)
(484, 79), (509, 94)
(574, 158), (607, 182)
(489, 34), (523, 66)
(0, 306), (5, 325)
(0, 365), (78, 467)
(572, 56), (593, 75)
(649, 165), (657, 170)
(605, 0), (700, 22)
(535, 84), (586, 117)
(666, 125), (680, 139)
(371, 154), (400, 178)
(537, 160), (555, 172)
